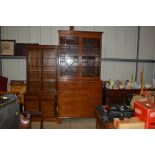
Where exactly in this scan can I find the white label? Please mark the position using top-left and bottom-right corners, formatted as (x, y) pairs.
(150, 112), (155, 118)
(135, 108), (142, 114)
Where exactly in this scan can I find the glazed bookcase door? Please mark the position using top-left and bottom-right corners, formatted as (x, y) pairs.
(59, 36), (80, 78)
(42, 48), (57, 92)
(27, 46), (58, 92)
(27, 49), (42, 92)
(82, 38), (101, 78)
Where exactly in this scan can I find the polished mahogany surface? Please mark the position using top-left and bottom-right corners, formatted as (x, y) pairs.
(58, 30), (103, 119)
(24, 45), (58, 121)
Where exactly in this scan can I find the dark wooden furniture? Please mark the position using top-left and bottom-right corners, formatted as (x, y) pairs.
(57, 30), (103, 121)
(102, 87), (155, 106)
(15, 43), (39, 56)
(24, 45), (58, 121)
(102, 88), (141, 106)
(26, 45), (58, 92)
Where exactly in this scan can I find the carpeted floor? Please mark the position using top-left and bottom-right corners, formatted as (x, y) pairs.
(31, 118), (96, 129)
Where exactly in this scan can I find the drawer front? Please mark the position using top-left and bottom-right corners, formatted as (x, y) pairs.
(58, 81), (102, 117)
(24, 100), (39, 111)
(24, 94), (39, 100)
(40, 94), (55, 100)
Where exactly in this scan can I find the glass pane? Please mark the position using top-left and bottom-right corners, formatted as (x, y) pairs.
(28, 81), (42, 91)
(43, 80), (56, 91)
(60, 36), (79, 77)
(82, 38), (101, 77)
(60, 36), (79, 47)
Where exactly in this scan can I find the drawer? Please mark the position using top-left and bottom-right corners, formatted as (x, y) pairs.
(24, 95), (39, 100)
(40, 95), (55, 100)
(24, 100), (39, 111)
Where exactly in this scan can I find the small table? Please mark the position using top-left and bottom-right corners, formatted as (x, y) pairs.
(94, 109), (115, 129)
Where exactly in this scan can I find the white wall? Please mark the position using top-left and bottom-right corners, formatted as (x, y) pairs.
(95, 26), (138, 82)
(1, 26), (69, 82)
(1, 26), (155, 84)
(1, 26), (69, 44)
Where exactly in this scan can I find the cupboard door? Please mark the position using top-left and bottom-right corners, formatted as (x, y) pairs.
(24, 94), (40, 112)
(40, 94), (55, 117)
(27, 49), (42, 92)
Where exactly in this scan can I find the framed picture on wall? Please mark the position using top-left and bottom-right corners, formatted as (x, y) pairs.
(1, 40), (15, 55)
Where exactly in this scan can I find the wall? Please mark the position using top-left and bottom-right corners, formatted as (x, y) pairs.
(1, 26), (69, 82)
(1, 26), (155, 85)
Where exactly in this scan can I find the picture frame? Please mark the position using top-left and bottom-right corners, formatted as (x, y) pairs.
(1, 40), (15, 55)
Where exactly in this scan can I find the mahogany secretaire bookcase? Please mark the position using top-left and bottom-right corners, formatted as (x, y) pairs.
(57, 30), (103, 121)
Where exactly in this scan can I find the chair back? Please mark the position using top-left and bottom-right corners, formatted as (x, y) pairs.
(0, 76), (8, 92)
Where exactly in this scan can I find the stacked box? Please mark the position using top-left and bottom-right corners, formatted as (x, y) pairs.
(113, 117), (145, 129)
(134, 101), (155, 129)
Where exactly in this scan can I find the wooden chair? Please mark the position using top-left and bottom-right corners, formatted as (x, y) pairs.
(21, 110), (44, 129)
(0, 76), (8, 92)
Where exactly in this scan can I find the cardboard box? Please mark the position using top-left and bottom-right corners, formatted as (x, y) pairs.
(113, 117), (145, 129)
